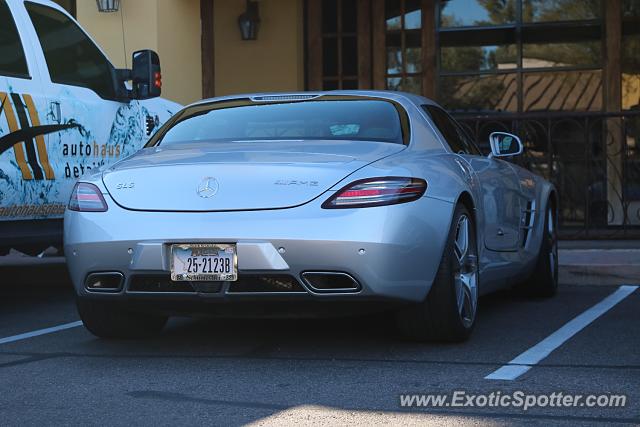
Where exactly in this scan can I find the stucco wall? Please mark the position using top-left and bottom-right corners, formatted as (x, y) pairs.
(213, 0), (305, 96)
(76, 0), (201, 106)
(157, 0), (203, 104)
(75, 0), (304, 103)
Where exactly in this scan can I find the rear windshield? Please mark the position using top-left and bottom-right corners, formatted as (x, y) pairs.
(154, 99), (406, 146)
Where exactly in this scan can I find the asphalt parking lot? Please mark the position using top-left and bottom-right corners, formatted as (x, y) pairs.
(0, 273), (638, 426)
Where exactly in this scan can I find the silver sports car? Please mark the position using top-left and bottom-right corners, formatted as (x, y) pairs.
(64, 91), (557, 342)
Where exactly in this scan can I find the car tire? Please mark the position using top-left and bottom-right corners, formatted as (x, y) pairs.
(76, 297), (168, 339)
(521, 201), (558, 297)
(396, 203), (479, 342)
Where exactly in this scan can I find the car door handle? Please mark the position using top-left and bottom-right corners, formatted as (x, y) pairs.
(497, 228), (505, 236)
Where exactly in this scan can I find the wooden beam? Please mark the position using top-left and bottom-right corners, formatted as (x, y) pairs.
(357, 0), (372, 89)
(422, 0), (436, 99)
(307, 0), (322, 90)
(604, 0), (623, 225)
(200, 0), (215, 99)
(604, 0), (621, 113)
(371, 0), (385, 89)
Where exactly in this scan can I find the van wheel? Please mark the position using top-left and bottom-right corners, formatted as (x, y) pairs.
(396, 204), (479, 342)
(77, 297), (167, 339)
(521, 202), (558, 297)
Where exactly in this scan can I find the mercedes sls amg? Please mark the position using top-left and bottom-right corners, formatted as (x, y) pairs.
(65, 91), (557, 341)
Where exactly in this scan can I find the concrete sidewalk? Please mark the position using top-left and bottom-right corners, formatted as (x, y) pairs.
(559, 248), (640, 285)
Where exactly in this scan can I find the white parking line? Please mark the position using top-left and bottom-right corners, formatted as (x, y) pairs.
(486, 285), (638, 381)
(0, 321), (82, 346)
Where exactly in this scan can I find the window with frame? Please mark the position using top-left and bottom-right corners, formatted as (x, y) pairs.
(438, 0), (603, 113)
(622, 0), (640, 110)
(384, 0), (423, 94)
(308, 0), (370, 91)
(25, 2), (117, 99)
(321, 0), (359, 90)
(0, 0), (29, 78)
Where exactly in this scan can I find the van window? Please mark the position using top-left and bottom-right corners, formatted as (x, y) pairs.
(0, 0), (29, 78)
(52, 0), (76, 17)
(25, 2), (116, 99)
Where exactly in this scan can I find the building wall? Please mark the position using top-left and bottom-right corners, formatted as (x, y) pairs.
(157, 0), (202, 104)
(213, 0), (305, 96)
(76, 0), (305, 103)
(75, 0), (201, 106)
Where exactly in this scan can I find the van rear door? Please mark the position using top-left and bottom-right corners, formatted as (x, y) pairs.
(0, 0), (53, 221)
(20, 1), (148, 221)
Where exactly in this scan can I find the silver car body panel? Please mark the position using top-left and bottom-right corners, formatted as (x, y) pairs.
(102, 141), (406, 211)
(64, 90), (556, 306)
(65, 193), (454, 302)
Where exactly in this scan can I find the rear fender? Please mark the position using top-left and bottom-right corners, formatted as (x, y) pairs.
(528, 181), (557, 257)
(329, 153), (473, 203)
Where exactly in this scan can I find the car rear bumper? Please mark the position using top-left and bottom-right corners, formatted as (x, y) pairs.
(64, 195), (454, 308)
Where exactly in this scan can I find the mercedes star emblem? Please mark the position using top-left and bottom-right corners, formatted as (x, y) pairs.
(197, 177), (219, 198)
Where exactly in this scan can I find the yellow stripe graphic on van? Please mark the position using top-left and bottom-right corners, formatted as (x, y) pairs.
(0, 92), (32, 180)
(22, 94), (54, 179)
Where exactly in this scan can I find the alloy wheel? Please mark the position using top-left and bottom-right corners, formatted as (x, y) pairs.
(453, 215), (479, 328)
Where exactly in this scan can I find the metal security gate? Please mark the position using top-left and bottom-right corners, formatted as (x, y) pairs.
(455, 111), (640, 239)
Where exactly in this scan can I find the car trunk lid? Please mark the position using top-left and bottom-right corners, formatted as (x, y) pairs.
(102, 140), (405, 211)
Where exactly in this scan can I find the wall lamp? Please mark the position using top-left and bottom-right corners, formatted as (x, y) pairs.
(96, 0), (120, 13)
(238, 0), (260, 40)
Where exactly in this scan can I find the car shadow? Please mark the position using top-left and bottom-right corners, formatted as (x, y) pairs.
(73, 289), (563, 366)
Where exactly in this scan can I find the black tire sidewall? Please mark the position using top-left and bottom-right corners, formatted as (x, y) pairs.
(523, 202), (558, 297)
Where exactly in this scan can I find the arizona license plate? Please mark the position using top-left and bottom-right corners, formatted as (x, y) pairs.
(170, 243), (238, 282)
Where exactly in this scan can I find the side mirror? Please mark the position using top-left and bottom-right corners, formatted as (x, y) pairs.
(131, 50), (161, 100)
(489, 132), (523, 158)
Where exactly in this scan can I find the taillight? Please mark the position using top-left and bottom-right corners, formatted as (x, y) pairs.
(322, 177), (427, 209)
(68, 183), (108, 212)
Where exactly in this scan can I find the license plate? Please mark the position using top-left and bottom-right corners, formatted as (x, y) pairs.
(170, 243), (237, 282)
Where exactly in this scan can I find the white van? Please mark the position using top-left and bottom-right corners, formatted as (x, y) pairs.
(0, 0), (180, 255)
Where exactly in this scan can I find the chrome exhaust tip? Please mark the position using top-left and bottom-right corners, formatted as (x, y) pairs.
(85, 272), (124, 292)
(301, 272), (361, 293)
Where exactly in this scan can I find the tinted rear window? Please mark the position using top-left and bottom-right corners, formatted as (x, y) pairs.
(157, 99), (406, 145)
